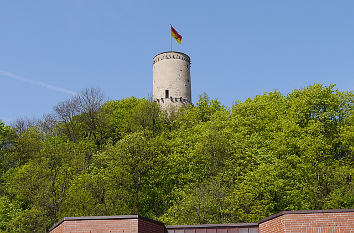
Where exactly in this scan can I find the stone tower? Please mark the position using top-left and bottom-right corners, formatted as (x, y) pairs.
(153, 51), (192, 109)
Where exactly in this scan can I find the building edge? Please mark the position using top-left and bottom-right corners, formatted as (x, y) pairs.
(49, 214), (165, 232)
(49, 209), (354, 232)
(257, 208), (354, 224)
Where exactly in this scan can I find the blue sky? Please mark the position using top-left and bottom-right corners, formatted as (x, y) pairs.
(1, 1), (353, 124)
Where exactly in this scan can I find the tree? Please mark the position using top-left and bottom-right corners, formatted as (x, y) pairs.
(11, 118), (37, 136)
(77, 87), (105, 146)
(97, 131), (157, 215)
(54, 95), (82, 141)
(0, 84), (352, 231)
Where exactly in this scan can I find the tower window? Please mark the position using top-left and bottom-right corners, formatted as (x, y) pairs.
(165, 90), (169, 98)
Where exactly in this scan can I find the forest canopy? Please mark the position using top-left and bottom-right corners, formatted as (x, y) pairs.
(0, 84), (353, 232)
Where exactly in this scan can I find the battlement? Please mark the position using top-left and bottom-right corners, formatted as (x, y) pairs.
(155, 96), (192, 105)
(153, 51), (190, 65)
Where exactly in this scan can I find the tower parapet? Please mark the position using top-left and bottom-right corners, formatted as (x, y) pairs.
(153, 51), (192, 110)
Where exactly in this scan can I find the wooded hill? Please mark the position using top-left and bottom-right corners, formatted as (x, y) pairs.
(0, 84), (353, 232)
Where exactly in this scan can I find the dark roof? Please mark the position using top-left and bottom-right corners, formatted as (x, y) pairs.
(167, 209), (354, 230)
(166, 223), (258, 229)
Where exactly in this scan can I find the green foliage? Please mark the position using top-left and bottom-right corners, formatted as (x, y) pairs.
(0, 196), (23, 232)
(0, 84), (352, 231)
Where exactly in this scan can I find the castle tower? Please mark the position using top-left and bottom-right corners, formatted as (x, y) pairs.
(153, 51), (192, 109)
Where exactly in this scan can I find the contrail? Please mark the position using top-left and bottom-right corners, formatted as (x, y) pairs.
(0, 70), (77, 95)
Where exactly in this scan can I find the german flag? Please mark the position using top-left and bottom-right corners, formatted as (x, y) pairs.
(171, 25), (182, 44)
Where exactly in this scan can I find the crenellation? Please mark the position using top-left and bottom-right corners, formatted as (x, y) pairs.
(154, 97), (192, 105)
(153, 52), (191, 65)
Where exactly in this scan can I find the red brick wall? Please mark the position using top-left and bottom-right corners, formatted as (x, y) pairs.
(139, 218), (165, 233)
(259, 215), (285, 233)
(50, 211), (354, 233)
(50, 222), (64, 233)
(52, 219), (138, 233)
(50, 217), (166, 233)
(259, 211), (354, 233)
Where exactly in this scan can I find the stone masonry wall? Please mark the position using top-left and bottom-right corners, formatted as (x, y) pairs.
(153, 51), (192, 111)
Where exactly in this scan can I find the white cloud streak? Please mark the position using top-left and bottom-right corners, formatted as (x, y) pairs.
(0, 70), (76, 95)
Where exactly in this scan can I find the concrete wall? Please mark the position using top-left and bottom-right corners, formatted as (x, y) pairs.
(153, 51), (191, 109)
